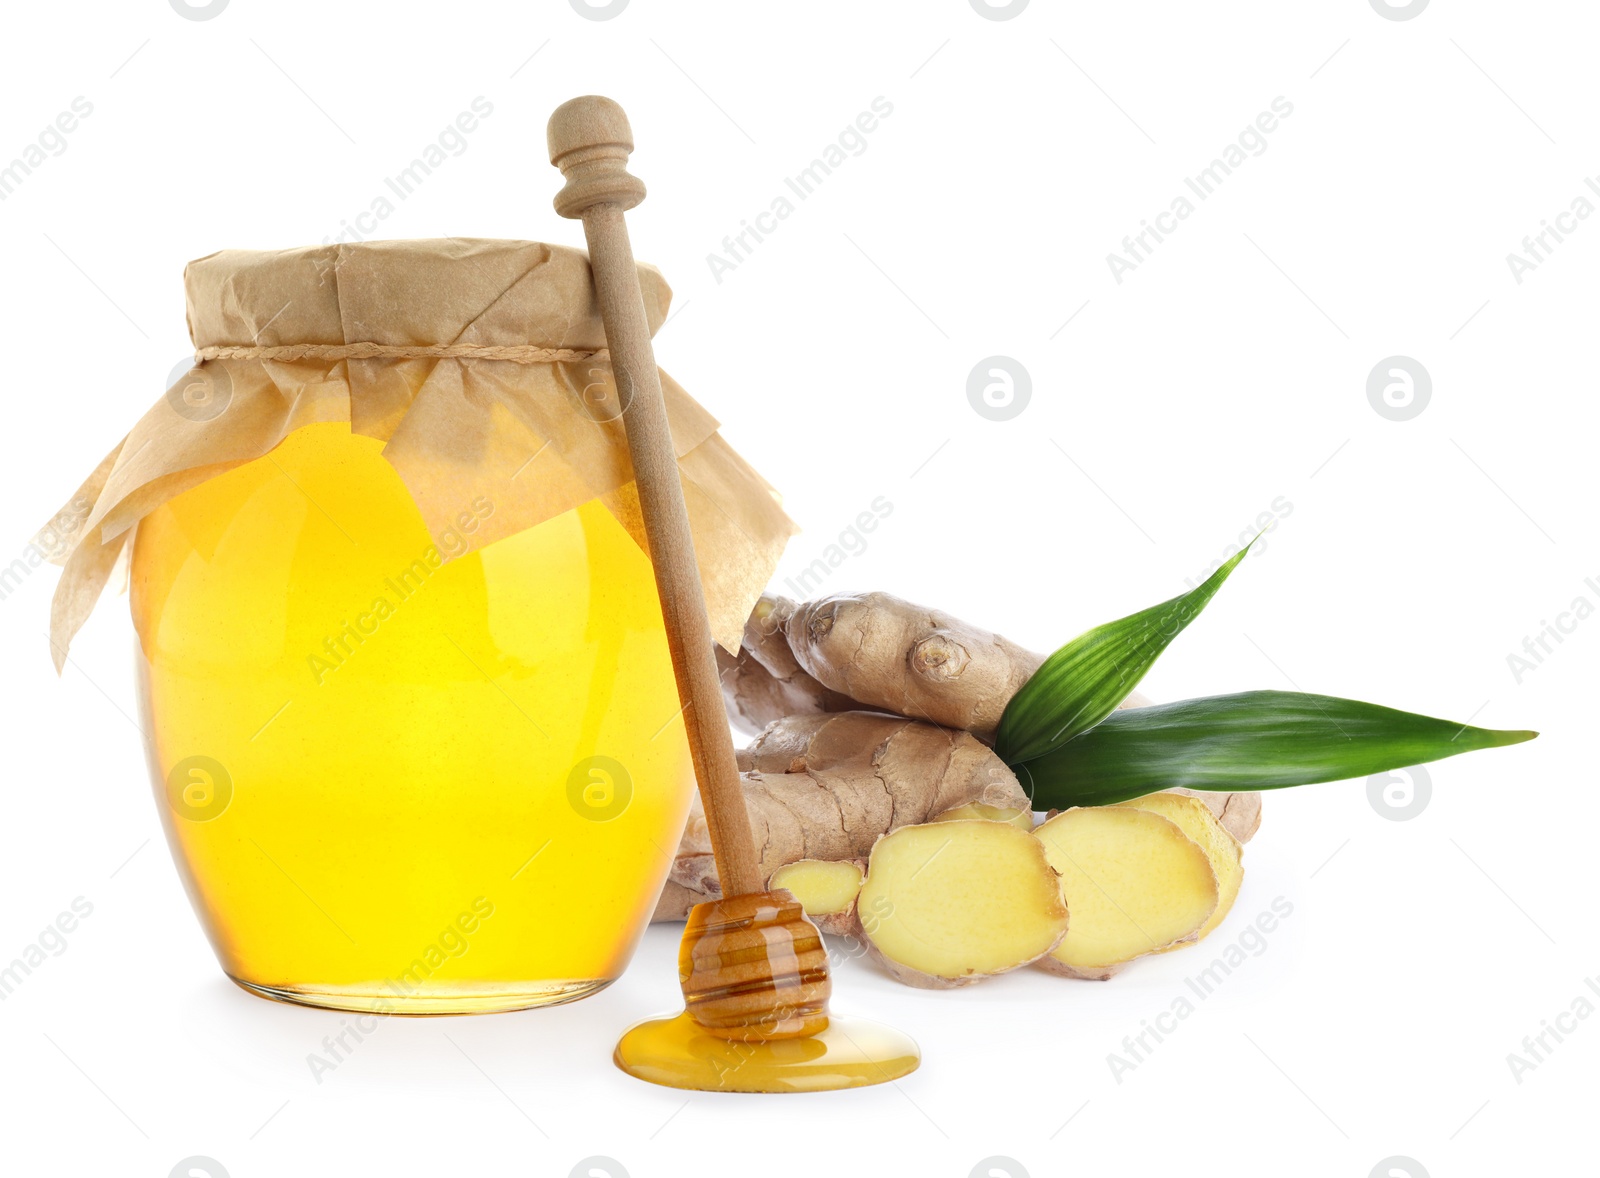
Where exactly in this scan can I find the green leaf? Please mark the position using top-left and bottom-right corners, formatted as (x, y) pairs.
(995, 543), (1254, 764)
(1013, 690), (1537, 810)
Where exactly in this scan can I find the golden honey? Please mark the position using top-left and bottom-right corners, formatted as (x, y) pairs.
(613, 1012), (921, 1093)
(132, 421), (695, 1013)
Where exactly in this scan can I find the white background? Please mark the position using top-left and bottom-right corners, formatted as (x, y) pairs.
(0, 2), (1593, 1176)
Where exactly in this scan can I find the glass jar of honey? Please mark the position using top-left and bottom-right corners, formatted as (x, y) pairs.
(46, 239), (792, 1013)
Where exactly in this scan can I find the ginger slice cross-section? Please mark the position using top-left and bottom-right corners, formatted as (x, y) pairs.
(856, 820), (1069, 989)
(1033, 806), (1218, 980)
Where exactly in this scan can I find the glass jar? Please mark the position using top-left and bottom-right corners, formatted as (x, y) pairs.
(43, 239), (790, 1014)
(131, 419), (695, 1013)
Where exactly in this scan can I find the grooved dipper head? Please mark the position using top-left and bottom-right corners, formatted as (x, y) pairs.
(679, 890), (832, 1041)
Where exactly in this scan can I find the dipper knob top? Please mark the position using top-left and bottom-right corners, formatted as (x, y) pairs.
(547, 95), (647, 219)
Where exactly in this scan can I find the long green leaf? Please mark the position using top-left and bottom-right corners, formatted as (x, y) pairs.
(1013, 690), (1537, 810)
(995, 543), (1254, 764)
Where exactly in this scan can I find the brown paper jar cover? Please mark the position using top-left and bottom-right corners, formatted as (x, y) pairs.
(41, 237), (796, 666)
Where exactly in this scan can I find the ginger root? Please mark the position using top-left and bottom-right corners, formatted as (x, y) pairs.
(854, 819), (1069, 988)
(651, 711), (1027, 921)
(717, 595), (861, 736)
(719, 590), (1163, 742)
(1033, 806), (1219, 980)
(1178, 787), (1262, 844)
(657, 591), (1266, 993)
(783, 592), (1044, 740)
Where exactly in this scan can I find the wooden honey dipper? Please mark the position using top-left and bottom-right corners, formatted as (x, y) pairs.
(548, 96), (830, 1044)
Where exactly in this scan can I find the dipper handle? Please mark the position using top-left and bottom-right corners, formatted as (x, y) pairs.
(547, 95), (762, 899)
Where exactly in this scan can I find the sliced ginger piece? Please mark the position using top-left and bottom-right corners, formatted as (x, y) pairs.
(769, 858), (864, 935)
(855, 820), (1068, 988)
(1118, 792), (1243, 946)
(930, 802), (1034, 830)
(1033, 807), (1218, 980)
